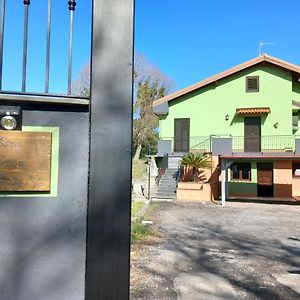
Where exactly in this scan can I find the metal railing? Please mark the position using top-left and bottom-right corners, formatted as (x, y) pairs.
(0, 0), (88, 99)
(190, 136), (211, 152)
(160, 134), (300, 153)
(232, 135), (297, 152)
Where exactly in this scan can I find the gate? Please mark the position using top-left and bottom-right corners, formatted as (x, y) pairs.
(0, 1), (133, 299)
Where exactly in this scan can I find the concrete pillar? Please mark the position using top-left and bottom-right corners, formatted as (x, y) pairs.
(221, 159), (227, 206)
(150, 155), (158, 177)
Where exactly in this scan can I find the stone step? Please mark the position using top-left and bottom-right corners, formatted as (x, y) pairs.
(158, 185), (177, 189)
(155, 168), (179, 198)
(157, 188), (176, 193)
(155, 193), (176, 198)
(159, 179), (177, 184)
(158, 182), (177, 187)
(159, 183), (176, 186)
(151, 197), (174, 202)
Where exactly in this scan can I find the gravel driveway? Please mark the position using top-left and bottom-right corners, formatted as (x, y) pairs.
(130, 201), (300, 299)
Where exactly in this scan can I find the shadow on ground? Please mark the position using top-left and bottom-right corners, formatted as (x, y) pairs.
(131, 202), (300, 299)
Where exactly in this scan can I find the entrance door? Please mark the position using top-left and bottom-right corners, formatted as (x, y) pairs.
(257, 162), (273, 197)
(244, 117), (261, 152)
(174, 118), (190, 152)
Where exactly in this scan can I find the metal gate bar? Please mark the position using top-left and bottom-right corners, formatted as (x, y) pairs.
(68, 1), (76, 95)
(0, 0), (81, 96)
(0, 0), (5, 90)
(22, 0), (30, 92)
(45, 0), (52, 93)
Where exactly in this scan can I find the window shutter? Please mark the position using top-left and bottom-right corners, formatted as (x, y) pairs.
(246, 76), (259, 92)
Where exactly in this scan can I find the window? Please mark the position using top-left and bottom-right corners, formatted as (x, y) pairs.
(246, 76), (259, 92)
(292, 163), (300, 177)
(231, 163), (251, 181)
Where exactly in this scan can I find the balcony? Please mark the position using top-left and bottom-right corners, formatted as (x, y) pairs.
(158, 135), (300, 156)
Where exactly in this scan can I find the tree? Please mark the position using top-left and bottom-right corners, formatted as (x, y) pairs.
(133, 54), (174, 159)
(71, 63), (91, 97)
(180, 153), (213, 182)
(72, 54), (175, 159)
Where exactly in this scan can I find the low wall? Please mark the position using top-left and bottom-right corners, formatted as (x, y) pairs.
(177, 182), (212, 202)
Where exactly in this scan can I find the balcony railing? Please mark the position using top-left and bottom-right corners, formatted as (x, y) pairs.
(231, 135), (297, 152)
(159, 135), (300, 154)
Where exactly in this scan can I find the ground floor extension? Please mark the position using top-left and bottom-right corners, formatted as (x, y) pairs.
(221, 154), (300, 203)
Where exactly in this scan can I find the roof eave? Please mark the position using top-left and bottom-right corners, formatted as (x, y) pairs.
(153, 54), (300, 108)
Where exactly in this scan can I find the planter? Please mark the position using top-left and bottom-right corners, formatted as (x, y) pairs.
(177, 182), (213, 202)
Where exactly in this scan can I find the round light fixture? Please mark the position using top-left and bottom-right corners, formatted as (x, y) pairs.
(1, 115), (17, 130)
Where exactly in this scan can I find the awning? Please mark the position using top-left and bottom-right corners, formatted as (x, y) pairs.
(236, 107), (271, 115)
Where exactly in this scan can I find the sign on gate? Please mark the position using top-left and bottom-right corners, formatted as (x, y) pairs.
(0, 131), (52, 191)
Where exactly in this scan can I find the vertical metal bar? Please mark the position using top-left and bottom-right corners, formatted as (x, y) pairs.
(148, 157), (151, 200)
(0, 0), (6, 90)
(68, 1), (76, 95)
(86, 0), (134, 298)
(22, 0), (30, 92)
(45, 0), (51, 93)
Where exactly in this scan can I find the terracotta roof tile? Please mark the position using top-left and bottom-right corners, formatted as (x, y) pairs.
(236, 107), (271, 115)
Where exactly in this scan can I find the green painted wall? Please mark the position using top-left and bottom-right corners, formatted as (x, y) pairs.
(160, 63), (300, 140)
(228, 161), (257, 196)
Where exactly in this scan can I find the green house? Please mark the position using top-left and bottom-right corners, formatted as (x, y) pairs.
(153, 54), (300, 202)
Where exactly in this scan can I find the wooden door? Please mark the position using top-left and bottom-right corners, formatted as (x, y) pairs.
(244, 117), (261, 152)
(174, 118), (190, 152)
(257, 162), (273, 197)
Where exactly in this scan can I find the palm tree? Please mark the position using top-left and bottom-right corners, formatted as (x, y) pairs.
(180, 153), (213, 182)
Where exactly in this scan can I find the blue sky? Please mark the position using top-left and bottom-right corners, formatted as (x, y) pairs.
(1, 1), (300, 94)
(135, 0), (300, 90)
(2, 0), (92, 94)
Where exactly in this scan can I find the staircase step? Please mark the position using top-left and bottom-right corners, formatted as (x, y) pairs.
(155, 167), (179, 198)
(157, 189), (176, 193)
(155, 193), (176, 198)
(152, 197), (174, 202)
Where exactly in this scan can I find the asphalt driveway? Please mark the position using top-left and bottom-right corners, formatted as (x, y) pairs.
(130, 201), (300, 299)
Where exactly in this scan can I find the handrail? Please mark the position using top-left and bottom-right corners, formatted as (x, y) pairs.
(190, 137), (211, 151)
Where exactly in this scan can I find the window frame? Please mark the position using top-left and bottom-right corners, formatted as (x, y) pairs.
(292, 162), (300, 177)
(246, 76), (259, 93)
(230, 162), (252, 181)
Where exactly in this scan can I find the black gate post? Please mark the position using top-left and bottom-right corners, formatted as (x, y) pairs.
(86, 0), (134, 299)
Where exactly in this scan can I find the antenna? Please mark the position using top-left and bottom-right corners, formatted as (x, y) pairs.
(259, 41), (274, 56)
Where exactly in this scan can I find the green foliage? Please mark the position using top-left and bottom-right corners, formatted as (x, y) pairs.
(137, 131), (158, 158)
(145, 202), (160, 216)
(133, 54), (175, 159)
(180, 153), (213, 182)
(180, 153), (212, 169)
(131, 201), (144, 216)
(72, 54), (175, 160)
(131, 219), (153, 244)
(132, 159), (147, 180)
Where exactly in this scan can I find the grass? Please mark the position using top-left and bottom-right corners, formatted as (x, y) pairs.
(131, 202), (162, 244)
(132, 159), (147, 180)
(144, 202), (160, 219)
(131, 219), (154, 244)
(131, 201), (144, 216)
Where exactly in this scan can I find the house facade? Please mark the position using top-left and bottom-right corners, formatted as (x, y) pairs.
(153, 54), (300, 200)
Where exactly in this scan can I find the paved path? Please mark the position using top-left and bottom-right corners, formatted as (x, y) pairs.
(130, 201), (300, 299)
